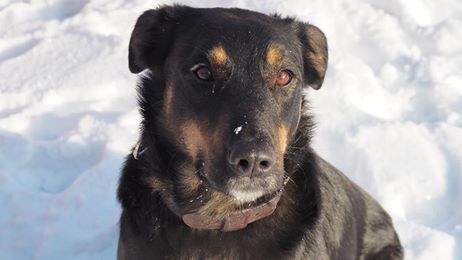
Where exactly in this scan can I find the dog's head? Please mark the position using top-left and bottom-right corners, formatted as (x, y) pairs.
(129, 6), (327, 223)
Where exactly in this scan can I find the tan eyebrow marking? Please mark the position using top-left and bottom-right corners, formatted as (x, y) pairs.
(209, 45), (228, 66)
(267, 44), (283, 66)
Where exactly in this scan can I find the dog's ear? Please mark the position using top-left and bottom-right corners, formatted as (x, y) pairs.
(298, 23), (328, 90)
(128, 6), (184, 73)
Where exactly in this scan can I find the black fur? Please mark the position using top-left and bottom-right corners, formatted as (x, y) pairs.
(118, 5), (403, 259)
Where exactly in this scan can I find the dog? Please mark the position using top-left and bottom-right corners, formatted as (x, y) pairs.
(117, 5), (403, 259)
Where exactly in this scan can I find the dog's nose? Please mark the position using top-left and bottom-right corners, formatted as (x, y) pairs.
(228, 143), (276, 177)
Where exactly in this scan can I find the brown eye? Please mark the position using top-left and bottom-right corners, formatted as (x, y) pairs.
(276, 69), (293, 86)
(194, 66), (213, 81)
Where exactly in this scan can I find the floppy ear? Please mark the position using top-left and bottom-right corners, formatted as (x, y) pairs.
(298, 23), (328, 90)
(128, 6), (182, 73)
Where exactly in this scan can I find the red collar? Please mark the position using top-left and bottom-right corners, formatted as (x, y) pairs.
(182, 194), (282, 232)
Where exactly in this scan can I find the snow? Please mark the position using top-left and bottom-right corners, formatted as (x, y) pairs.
(0, 0), (461, 259)
(234, 125), (243, 135)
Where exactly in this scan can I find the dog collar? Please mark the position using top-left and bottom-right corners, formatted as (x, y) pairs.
(182, 193), (282, 232)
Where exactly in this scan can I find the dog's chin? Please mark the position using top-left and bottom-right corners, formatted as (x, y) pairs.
(228, 189), (266, 203)
(225, 175), (281, 203)
(201, 171), (285, 204)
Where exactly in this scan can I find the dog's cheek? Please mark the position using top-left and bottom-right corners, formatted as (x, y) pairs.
(179, 119), (217, 162)
(269, 103), (301, 180)
(178, 167), (202, 195)
(145, 176), (172, 193)
(163, 83), (174, 116)
(178, 114), (231, 189)
(180, 120), (205, 162)
(291, 91), (303, 137)
(273, 125), (289, 168)
(158, 83), (184, 148)
(282, 85), (303, 139)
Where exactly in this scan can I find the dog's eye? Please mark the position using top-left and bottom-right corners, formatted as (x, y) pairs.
(193, 66), (214, 81)
(276, 69), (293, 86)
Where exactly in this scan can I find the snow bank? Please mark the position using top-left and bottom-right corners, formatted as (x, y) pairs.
(0, 0), (461, 259)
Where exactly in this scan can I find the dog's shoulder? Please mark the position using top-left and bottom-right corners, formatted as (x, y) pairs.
(313, 155), (403, 259)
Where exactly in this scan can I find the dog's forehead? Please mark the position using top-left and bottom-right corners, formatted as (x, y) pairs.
(176, 9), (292, 59)
(192, 7), (277, 30)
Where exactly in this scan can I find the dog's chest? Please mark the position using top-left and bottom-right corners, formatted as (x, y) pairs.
(150, 229), (300, 260)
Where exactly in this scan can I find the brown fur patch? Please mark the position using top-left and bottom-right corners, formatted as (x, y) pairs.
(178, 116), (234, 217)
(267, 44), (283, 66)
(198, 191), (238, 218)
(179, 167), (202, 193)
(274, 125), (289, 165)
(209, 45), (228, 66)
(163, 83), (174, 115)
(145, 176), (169, 192)
(179, 114), (229, 168)
(180, 120), (205, 160)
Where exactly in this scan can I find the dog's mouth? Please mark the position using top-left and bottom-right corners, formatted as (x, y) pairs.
(197, 166), (287, 206)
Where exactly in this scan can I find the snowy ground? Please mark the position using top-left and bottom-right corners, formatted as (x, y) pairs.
(0, 0), (461, 259)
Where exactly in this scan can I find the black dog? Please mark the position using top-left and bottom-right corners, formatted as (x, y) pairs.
(117, 5), (403, 259)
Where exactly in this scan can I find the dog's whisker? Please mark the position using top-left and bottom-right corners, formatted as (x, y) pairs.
(283, 173), (297, 187)
(283, 156), (304, 173)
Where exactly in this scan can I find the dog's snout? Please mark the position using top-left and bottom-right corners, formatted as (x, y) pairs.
(228, 142), (276, 177)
